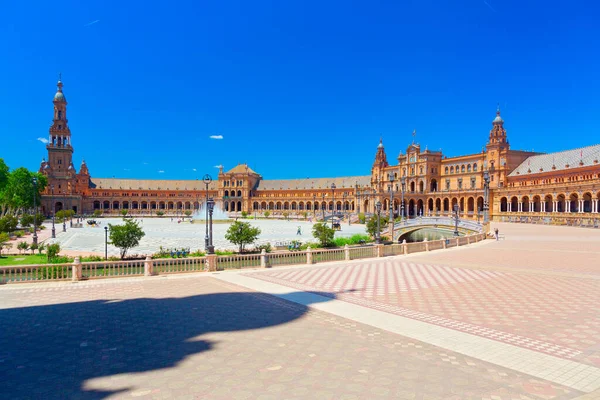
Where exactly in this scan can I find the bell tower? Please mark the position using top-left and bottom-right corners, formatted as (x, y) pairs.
(46, 75), (74, 178)
(488, 104), (507, 146)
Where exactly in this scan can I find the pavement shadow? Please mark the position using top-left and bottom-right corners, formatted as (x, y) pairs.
(0, 289), (335, 399)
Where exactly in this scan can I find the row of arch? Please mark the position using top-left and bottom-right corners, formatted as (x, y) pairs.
(93, 201), (200, 210)
(362, 196), (486, 216)
(444, 163), (478, 175)
(499, 192), (600, 213)
(223, 190), (242, 197)
(251, 201), (356, 211)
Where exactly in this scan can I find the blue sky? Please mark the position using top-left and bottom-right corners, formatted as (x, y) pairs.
(2, 0), (599, 180)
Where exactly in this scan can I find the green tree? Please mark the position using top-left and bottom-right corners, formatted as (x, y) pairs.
(282, 211), (289, 220)
(29, 242), (38, 255)
(0, 232), (10, 256)
(224, 221), (261, 253)
(108, 219), (146, 259)
(37, 242), (45, 255)
(120, 209), (128, 217)
(358, 213), (366, 224)
(0, 168), (47, 210)
(17, 241), (29, 254)
(184, 210), (192, 217)
(0, 158), (9, 194)
(365, 215), (384, 239)
(263, 211), (270, 218)
(46, 243), (61, 261)
(302, 211), (308, 220)
(20, 214), (34, 228)
(241, 211), (248, 218)
(312, 222), (335, 248)
(0, 215), (18, 233)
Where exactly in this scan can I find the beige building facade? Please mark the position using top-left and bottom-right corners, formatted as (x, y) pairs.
(38, 79), (600, 225)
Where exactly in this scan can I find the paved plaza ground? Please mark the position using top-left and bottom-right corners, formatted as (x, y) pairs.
(1, 222), (599, 399)
(44, 218), (366, 256)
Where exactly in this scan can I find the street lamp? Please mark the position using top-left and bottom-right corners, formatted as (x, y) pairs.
(312, 194), (316, 219)
(375, 201), (382, 244)
(203, 174), (212, 251)
(62, 191), (67, 232)
(207, 197), (215, 254)
(388, 174), (395, 242)
(32, 177), (38, 246)
(483, 171), (490, 223)
(453, 204), (460, 236)
(50, 184), (56, 238)
(321, 193), (325, 221)
(355, 182), (361, 215)
(331, 183), (336, 229)
(104, 226), (108, 260)
(400, 176), (406, 222)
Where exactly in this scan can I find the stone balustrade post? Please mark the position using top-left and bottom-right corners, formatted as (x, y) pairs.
(260, 249), (268, 268)
(376, 243), (384, 257)
(144, 256), (154, 276)
(456, 237), (460, 247)
(344, 244), (350, 261)
(403, 239), (408, 255)
(467, 236), (471, 245)
(206, 254), (218, 272)
(424, 238), (429, 251)
(306, 246), (312, 264)
(72, 256), (82, 282)
(442, 238), (447, 249)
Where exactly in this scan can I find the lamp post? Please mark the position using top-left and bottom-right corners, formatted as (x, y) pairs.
(375, 200), (382, 244)
(51, 184), (56, 238)
(62, 191), (67, 232)
(32, 177), (38, 246)
(104, 226), (108, 260)
(69, 195), (73, 228)
(453, 204), (460, 236)
(331, 183), (336, 229)
(312, 194), (316, 219)
(355, 182), (361, 215)
(477, 206), (481, 224)
(483, 171), (490, 223)
(207, 197), (215, 254)
(400, 176), (406, 222)
(203, 174), (212, 251)
(321, 193), (325, 221)
(388, 174), (395, 242)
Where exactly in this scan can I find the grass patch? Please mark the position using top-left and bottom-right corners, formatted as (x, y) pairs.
(332, 234), (372, 247)
(0, 254), (50, 266)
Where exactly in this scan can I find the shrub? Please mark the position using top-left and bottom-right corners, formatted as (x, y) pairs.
(358, 213), (366, 224)
(282, 211), (289, 220)
(14, 231), (25, 238)
(299, 241), (319, 250)
(20, 214), (34, 228)
(93, 210), (103, 217)
(263, 211), (270, 218)
(184, 210), (192, 217)
(81, 255), (105, 262)
(215, 250), (234, 255)
(156, 211), (165, 217)
(46, 243), (61, 261)
(312, 223), (335, 247)
(255, 243), (272, 253)
(29, 242), (38, 254)
(302, 211), (308, 220)
(0, 215), (18, 233)
(241, 211), (248, 218)
(120, 209), (128, 216)
(17, 241), (29, 254)
(332, 234), (371, 247)
(366, 215), (384, 239)
(50, 255), (73, 264)
(37, 243), (45, 255)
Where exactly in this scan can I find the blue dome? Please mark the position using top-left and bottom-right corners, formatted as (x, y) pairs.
(493, 114), (503, 123)
(54, 91), (66, 101)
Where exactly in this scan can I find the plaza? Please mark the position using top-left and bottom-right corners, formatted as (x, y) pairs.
(1, 222), (599, 399)
(44, 218), (367, 256)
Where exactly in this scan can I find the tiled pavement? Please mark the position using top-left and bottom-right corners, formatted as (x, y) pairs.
(1, 222), (599, 399)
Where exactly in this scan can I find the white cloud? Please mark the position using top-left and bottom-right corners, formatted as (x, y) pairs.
(123, 168), (131, 171)
(158, 170), (165, 173)
(84, 19), (100, 27)
(37, 137), (49, 144)
(192, 168), (197, 172)
(143, 162), (149, 165)
(209, 135), (223, 140)
(214, 165), (223, 169)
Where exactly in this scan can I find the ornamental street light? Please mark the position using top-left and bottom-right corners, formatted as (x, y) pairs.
(50, 184), (56, 238)
(321, 193), (325, 221)
(104, 226), (108, 260)
(355, 182), (361, 215)
(207, 197), (215, 254)
(312, 194), (316, 218)
(62, 191), (67, 232)
(483, 171), (490, 223)
(203, 174), (212, 251)
(331, 183), (336, 229)
(400, 176), (406, 222)
(388, 174), (395, 242)
(375, 201), (382, 244)
(453, 204), (460, 236)
(32, 177), (38, 246)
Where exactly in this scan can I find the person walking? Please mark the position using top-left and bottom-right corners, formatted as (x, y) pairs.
(494, 228), (499, 241)
(297, 226), (302, 235)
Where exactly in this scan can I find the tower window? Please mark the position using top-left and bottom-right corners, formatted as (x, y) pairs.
(58, 125), (62, 129)
(58, 110), (62, 120)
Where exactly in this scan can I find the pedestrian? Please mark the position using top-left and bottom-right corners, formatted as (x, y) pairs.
(494, 228), (499, 241)
(297, 226), (302, 235)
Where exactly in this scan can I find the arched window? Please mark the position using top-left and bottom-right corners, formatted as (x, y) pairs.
(473, 163), (478, 171)
(450, 166), (454, 174)
(445, 167), (449, 174)
(467, 164), (471, 172)
(58, 110), (62, 120)
(461, 165), (465, 173)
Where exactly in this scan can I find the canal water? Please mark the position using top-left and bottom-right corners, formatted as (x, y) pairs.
(398, 227), (464, 243)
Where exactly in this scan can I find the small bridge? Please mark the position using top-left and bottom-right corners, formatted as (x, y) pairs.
(392, 217), (485, 237)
